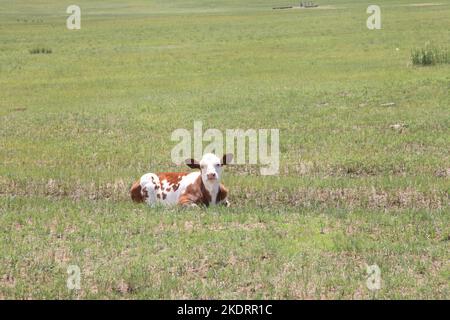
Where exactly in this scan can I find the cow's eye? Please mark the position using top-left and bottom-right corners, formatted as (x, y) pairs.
(215, 163), (220, 167)
(200, 165), (206, 169)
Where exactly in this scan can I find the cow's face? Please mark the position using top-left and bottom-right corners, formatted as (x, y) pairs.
(186, 153), (233, 183)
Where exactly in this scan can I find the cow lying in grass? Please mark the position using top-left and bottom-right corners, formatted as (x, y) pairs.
(130, 153), (233, 207)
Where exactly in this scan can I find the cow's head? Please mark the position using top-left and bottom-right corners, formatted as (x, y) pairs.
(185, 153), (233, 184)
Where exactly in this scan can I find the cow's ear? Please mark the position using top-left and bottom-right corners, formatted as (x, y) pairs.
(185, 158), (200, 169)
(221, 153), (233, 166)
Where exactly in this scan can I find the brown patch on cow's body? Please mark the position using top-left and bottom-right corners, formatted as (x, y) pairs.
(156, 172), (190, 198)
(142, 187), (149, 199)
(130, 180), (144, 203)
(179, 175), (210, 206)
(178, 175), (228, 207)
(154, 172), (189, 197)
(157, 172), (188, 186)
(216, 184), (228, 203)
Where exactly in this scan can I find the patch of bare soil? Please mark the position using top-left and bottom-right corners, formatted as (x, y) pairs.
(0, 176), (447, 210)
(292, 5), (338, 10)
(234, 185), (447, 210)
(407, 3), (444, 7)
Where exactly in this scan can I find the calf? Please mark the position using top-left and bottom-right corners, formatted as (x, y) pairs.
(130, 153), (233, 207)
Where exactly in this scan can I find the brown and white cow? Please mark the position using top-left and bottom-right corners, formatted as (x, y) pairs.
(130, 153), (233, 207)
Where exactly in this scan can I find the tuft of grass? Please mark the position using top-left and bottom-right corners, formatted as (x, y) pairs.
(411, 44), (449, 66)
(29, 47), (52, 55)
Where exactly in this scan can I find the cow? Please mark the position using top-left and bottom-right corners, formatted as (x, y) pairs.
(130, 153), (233, 207)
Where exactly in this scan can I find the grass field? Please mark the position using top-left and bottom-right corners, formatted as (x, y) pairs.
(0, 0), (449, 299)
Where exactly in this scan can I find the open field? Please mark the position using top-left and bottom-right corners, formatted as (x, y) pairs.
(0, 0), (449, 299)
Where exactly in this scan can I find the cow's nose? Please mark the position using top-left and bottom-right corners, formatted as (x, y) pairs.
(207, 173), (217, 180)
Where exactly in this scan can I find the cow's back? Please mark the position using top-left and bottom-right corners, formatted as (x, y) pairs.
(132, 171), (200, 206)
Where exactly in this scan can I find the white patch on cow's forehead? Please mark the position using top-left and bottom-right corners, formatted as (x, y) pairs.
(200, 153), (220, 165)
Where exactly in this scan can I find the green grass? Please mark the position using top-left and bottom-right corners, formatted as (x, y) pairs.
(1, 197), (448, 299)
(411, 43), (449, 66)
(28, 47), (53, 55)
(0, 0), (449, 299)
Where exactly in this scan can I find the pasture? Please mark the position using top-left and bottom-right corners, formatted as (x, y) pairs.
(0, 0), (449, 299)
